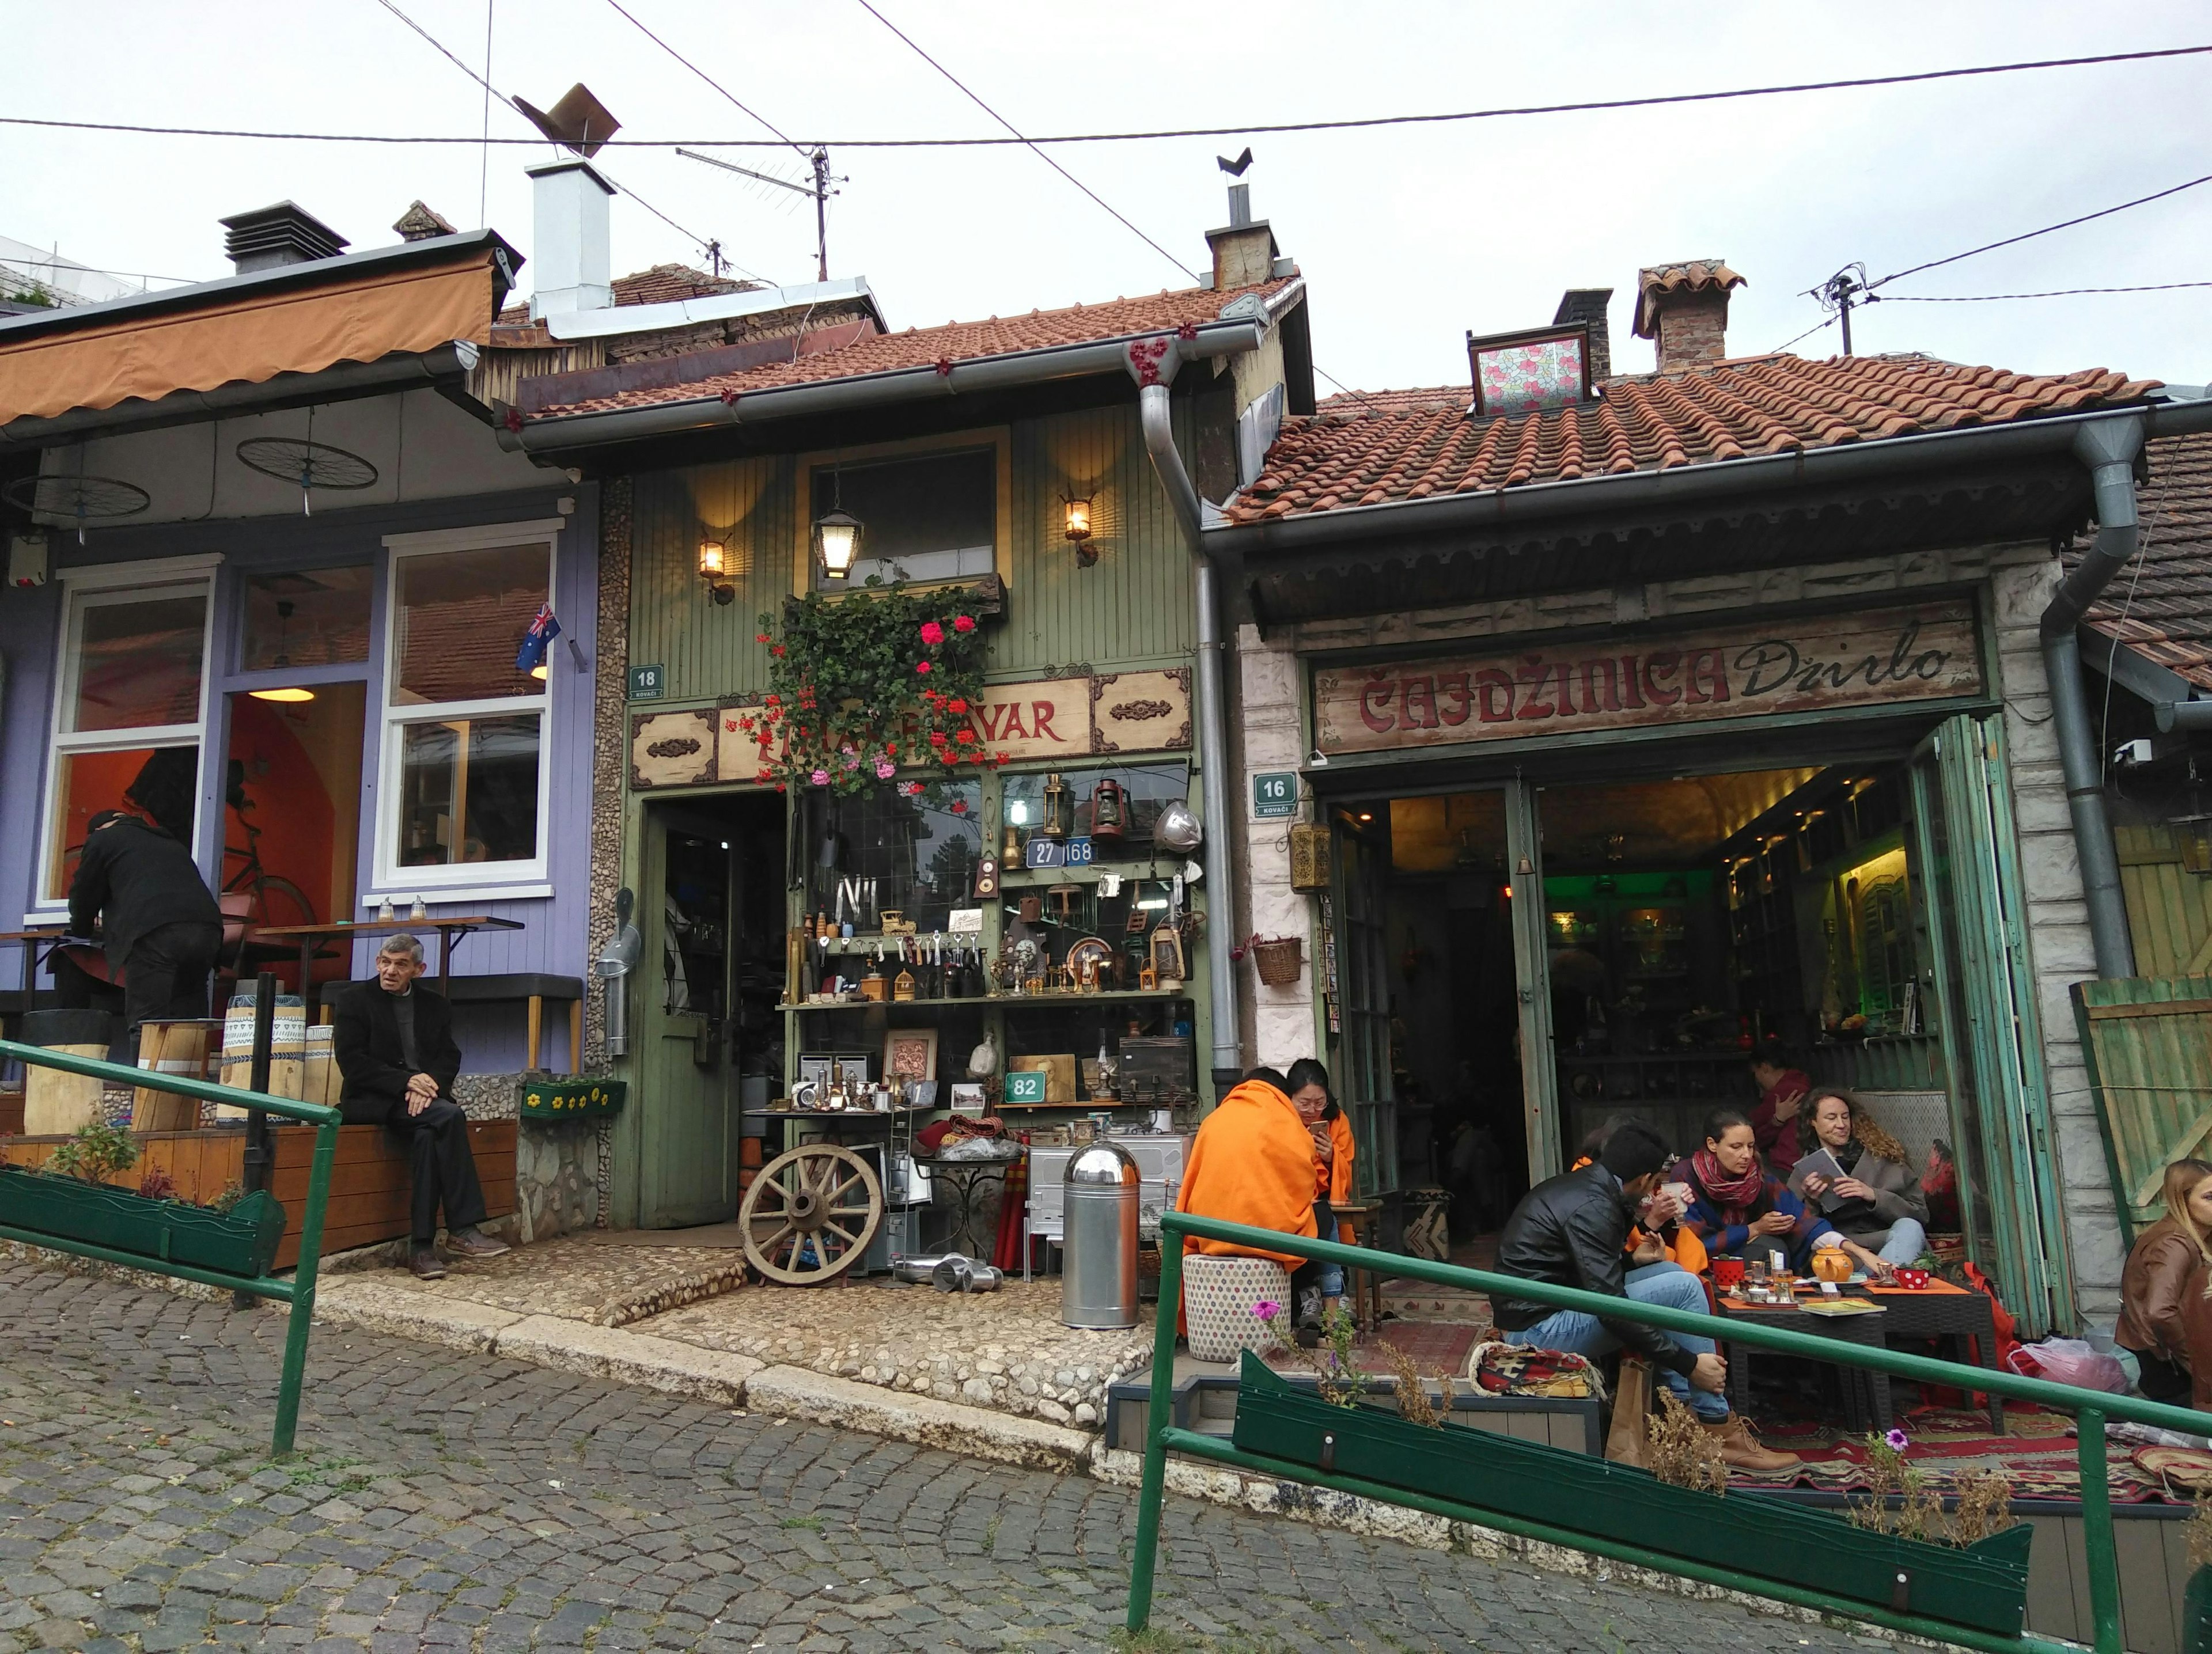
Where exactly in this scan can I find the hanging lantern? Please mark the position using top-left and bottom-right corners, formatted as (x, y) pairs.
(1088, 777), (1127, 845)
(698, 537), (735, 605)
(1040, 772), (1070, 840)
(1062, 494), (1097, 567)
(812, 510), (862, 580)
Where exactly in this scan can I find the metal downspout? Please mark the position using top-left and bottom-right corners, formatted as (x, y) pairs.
(2040, 415), (2147, 978)
(1139, 381), (1243, 1093)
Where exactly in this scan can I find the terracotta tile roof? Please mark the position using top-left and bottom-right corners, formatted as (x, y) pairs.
(1316, 385), (1465, 415)
(494, 262), (760, 325)
(528, 277), (1297, 419)
(1224, 353), (2162, 525)
(2076, 429), (2212, 693)
(1633, 259), (1744, 337)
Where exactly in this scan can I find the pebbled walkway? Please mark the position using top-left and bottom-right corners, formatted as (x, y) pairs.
(0, 1258), (1920, 1653)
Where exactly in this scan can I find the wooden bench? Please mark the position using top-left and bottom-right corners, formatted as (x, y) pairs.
(1, 1121), (516, 1269)
(323, 974), (586, 1073)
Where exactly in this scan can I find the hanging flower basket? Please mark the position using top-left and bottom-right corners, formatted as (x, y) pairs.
(0, 1164), (286, 1279)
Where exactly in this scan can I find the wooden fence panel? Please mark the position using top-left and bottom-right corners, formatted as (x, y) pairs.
(2071, 973), (2212, 1241)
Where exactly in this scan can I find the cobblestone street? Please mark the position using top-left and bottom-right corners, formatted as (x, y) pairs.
(0, 1260), (1912, 1653)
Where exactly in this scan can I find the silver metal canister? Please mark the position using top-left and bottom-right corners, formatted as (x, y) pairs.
(1060, 1140), (1140, 1329)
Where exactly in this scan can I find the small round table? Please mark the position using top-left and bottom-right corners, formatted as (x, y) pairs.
(925, 1156), (1013, 1259)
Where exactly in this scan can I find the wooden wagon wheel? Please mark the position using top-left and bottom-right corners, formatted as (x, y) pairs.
(740, 1143), (884, 1285)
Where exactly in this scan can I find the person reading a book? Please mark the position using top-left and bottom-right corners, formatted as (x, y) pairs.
(1785, 1090), (1930, 1267)
(1675, 1110), (1895, 1281)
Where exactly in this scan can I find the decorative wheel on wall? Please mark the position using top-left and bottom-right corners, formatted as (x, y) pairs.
(1, 473), (152, 543)
(738, 1143), (884, 1285)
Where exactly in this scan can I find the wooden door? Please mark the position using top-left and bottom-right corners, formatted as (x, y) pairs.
(1329, 815), (1398, 1199)
(635, 803), (737, 1228)
(1910, 714), (2069, 1332)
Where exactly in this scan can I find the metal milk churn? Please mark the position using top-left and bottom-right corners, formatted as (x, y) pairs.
(1061, 1140), (1141, 1329)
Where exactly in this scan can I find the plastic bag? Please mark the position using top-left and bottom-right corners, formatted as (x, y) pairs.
(2005, 1336), (2130, 1394)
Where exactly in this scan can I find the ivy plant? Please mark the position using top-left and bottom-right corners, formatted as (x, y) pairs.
(746, 582), (1006, 794)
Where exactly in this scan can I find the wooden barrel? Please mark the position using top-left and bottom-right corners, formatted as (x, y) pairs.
(21, 1009), (114, 1136)
(216, 995), (305, 1117)
(132, 1018), (217, 1131)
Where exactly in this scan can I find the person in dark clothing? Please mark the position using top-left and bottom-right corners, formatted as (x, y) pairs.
(1493, 1121), (1798, 1472)
(64, 809), (224, 1039)
(332, 934), (510, 1280)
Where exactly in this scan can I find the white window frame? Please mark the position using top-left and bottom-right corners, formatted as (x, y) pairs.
(31, 556), (223, 916)
(371, 519), (562, 896)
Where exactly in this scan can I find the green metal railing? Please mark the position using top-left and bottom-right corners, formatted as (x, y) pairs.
(0, 1038), (340, 1456)
(1128, 1212), (2211, 1654)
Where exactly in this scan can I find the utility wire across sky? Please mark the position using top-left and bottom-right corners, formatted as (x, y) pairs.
(5, 42), (2207, 150)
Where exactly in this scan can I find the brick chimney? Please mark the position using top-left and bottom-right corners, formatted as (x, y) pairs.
(1633, 260), (1745, 373)
(392, 201), (457, 242)
(1552, 289), (1613, 380)
(219, 203), (349, 274)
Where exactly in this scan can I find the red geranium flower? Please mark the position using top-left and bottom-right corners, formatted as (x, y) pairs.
(946, 697), (968, 715)
(951, 798), (968, 813)
(771, 645), (786, 657)
(916, 660), (932, 674)
(919, 620), (945, 646)
(995, 751), (1010, 763)
(953, 614), (976, 633)
(755, 633), (771, 644)
(956, 727), (975, 743)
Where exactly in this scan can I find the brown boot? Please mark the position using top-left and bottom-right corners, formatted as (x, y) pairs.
(1700, 1414), (1800, 1473)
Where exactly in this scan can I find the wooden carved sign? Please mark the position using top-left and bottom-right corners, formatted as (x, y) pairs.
(631, 710), (715, 788)
(1312, 602), (1983, 756)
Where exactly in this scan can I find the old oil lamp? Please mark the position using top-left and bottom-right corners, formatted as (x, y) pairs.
(1040, 772), (1070, 841)
(1088, 777), (1126, 845)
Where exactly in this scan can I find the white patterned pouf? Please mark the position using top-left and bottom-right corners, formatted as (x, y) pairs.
(1182, 1253), (1293, 1361)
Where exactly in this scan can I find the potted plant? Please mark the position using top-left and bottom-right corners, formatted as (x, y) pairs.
(3, 1121), (286, 1279)
(1230, 1350), (2031, 1637)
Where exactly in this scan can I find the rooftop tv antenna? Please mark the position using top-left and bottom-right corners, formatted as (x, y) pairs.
(677, 146), (844, 282)
(1808, 262), (1870, 356)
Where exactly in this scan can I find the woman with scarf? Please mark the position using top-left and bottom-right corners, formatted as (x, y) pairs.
(1675, 1109), (1895, 1280)
(1785, 1090), (1929, 1265)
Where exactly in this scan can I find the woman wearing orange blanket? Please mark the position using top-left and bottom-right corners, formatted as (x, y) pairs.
(1174, 1068), (1325, 1322)
(1286, 1059), (1355, 1325)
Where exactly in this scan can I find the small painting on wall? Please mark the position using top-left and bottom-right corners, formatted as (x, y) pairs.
(882, 1029), (939, 1086)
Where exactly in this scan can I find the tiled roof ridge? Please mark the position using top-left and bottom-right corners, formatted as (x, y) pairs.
(1228, 352), (2162, 526)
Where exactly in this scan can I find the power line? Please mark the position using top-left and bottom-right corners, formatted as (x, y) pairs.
(1876, 280), (2212, 302)
(852, 0), (1199, 283)
(14, 41), (2205, 149)
(1768, 314), (1840, 354)
(366, 0), (718, 263)
(601, 0), (807, 158)
(1872, 169), (2212, 291)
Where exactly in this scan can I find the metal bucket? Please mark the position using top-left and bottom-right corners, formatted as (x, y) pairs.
(1061, 1140), (1139, 1329)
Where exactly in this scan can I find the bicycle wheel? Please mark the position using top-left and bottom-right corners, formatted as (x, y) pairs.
(249, 874), (319, 931)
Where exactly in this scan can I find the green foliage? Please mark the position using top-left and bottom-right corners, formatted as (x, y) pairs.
(47, 1118), (139, 1185)
(748, 583), (1001, 794)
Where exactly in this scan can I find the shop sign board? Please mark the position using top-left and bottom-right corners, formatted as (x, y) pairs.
(1311, 601), (1982, 757)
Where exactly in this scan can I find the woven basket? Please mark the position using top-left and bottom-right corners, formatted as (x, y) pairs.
(1183, 1253), (1292, 1361)
(1250, 935), (1304, 987)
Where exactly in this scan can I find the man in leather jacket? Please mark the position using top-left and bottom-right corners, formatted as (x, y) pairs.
(1493, 1121), (1797, 1471)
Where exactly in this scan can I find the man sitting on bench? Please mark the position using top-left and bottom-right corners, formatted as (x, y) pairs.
(333, 935), (510, 1279)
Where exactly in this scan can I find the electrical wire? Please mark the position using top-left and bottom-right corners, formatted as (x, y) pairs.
(1768, 313), (1840, 354)
(16, 41), (2205, 149)
(366, 0), (719, 263)
(852, 0), (1199, 283)
(1871, 170), (2212, 292)
(1875, 280), (2212, 302)
(602, 0), (809, 159)
(478, 0), (494, 226)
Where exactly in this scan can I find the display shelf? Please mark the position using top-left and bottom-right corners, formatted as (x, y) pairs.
(781, 988), (1191, 1011)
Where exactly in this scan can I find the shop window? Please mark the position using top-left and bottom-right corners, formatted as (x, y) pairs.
(804, 777), (983, 932)
(39, 579), (213, 904)
(240, 566), (372, 670)
(375, 524), (556, 891)
(1001, 761), (1190, 859)
(810, 449), (994, 589)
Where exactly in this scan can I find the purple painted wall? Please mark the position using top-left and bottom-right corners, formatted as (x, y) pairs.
(0, 483), (601, 1078)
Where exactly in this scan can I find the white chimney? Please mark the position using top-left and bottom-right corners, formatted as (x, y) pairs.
(527, 158), (616, 320)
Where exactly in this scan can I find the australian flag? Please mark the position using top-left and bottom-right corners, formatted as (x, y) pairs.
(515, 603), (562, 673)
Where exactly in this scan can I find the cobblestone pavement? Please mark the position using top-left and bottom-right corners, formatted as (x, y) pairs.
(0, 1260), (1912, 1654)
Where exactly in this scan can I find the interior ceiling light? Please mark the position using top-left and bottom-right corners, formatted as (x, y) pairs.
(248, 686), (316, 703)
(248, 601), (315, 701)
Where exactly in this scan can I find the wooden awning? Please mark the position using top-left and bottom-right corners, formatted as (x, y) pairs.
(0, 248), (502, 426)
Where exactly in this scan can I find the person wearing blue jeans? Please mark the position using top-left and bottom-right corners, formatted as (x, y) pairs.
(1490, 1121), (1800, 1473)
(1787, 1090), (1931, 1273)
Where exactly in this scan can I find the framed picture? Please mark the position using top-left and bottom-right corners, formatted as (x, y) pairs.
(1149, 924), (1186, 983)
(881, 1028), (939, 1086)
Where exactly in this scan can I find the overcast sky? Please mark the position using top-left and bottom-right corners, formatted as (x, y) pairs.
(5, 1), (2209, 390)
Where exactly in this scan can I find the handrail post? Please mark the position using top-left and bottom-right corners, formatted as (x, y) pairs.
(270, 1115), (340, 1457)
(1125, 1232), (1184, 1632)
(2077, 1405), (2122, 1653)
(236, 972), (276, 1312)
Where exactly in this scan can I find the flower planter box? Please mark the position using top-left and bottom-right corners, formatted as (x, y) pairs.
(519, 1078), (627, 1121)
(0, 1163), (286, 1279)
(1230, 1351), (2032, 1638)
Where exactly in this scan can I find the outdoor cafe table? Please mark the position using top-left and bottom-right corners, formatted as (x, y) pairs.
(1714, 1292), (1894, 1433)
(0, 928), (69, 1000)
(1713, 1276), (2007, 1437)
(247, 916), (524, 1013)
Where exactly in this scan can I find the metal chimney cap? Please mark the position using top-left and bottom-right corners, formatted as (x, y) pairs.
(1065, 1141), (1139, 1186)
(219, 202), (349, 272)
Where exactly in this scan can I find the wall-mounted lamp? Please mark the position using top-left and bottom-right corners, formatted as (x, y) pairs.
(699, 537), (734, 605)
(812, 510), (862, 581)
(1062, 494), (1097, 567)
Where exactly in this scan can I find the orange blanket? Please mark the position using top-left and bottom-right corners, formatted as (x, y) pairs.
(1327, 1113), (1355, 1207)
(1175, 1078), (1319, 1268)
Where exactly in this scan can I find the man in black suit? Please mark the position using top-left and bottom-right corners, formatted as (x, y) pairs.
(332, 935), (510, 1280)
(65, 809), (224, 1040)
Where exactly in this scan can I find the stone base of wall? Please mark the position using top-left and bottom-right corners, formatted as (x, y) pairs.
(449, 1071), (608, 1241)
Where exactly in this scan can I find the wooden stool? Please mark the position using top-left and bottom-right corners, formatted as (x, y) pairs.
(1333, 1201), (1386, 1333)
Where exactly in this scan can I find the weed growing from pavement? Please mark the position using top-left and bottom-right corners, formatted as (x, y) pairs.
(778, 1513), (824, 1530)
(984, 1511), (1003, 1548)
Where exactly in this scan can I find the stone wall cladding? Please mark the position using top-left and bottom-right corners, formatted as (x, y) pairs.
(514, 1118), (601, 1242)
(1236, 621), (1319, 1069)
(584, 476), (632, 1227)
